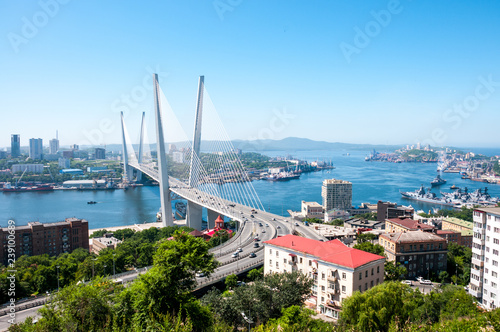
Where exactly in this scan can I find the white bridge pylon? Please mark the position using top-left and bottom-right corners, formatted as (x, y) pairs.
(120, 74), (264, 229)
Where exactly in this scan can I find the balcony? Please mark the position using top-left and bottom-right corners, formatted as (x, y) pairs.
(288, 260), (296, 266)
(327, 275), (339, 282)
(468, 288), (482, 298)
(326, 300), (342, 309)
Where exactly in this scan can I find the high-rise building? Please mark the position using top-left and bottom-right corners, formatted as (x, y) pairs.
(11, 134), (20, 157)
(469, 207), (500, 309)
(29, 138), (43, 160)
(321, 179), (352, 211)
(49, 138), (59, 154)
(94, 147), (106, 160)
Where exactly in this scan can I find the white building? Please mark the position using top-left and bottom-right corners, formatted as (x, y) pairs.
(264, 234), (385, 319)
(321, 179), (352, 211)
(29, 138), (43, 160)
(301, 201), (323, 219)
(172, 151), (185, 163)
(58, 158), (70, 169)
(469, 207), (500, 309)
(49, 138), (59, 155)
(324, 209), (351, 222)
(12, 164), (44, 173)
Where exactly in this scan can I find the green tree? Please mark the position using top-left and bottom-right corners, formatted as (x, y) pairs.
(384, 261), (407, 281)
(247, 267), (264, 281)
(255, 305), (335, 332)
(127, 230), (217, 329)
(225, 274), (238, 290)
(353, 242), (385, 256)
(357, 232), (377, 243)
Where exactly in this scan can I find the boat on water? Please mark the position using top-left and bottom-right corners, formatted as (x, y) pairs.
(441, 187), (500, 206)
(400, 185), (456, 207)
(175, 201), (187, 220)
(431, 174), (447, 187)
(87, 201), (97, 204)
(450, 184), (458, 190)
(261, 171), (300, 181)
(2, 182), (54, 192)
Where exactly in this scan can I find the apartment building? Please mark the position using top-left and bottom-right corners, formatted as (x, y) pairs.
(0, 218), (89, 265)
(379, 231), (447, 279)
(441, 217), (473, 248)
(321, 179), (352, 211)
(264, 234), (385, 319)
(385, 218), (435, 233)
(469, 207), (500, 309)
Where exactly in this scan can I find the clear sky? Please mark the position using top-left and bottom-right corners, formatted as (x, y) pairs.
(1, 0), (500, 149)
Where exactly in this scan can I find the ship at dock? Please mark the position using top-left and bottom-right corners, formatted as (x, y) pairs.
(174, 201), (187, 220)
(2, 182), (54, 192)
(441, 187), (500, 206)
(400, 185), (456, 207)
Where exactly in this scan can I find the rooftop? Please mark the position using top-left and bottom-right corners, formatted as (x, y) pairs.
(380, 231), (446, 244)
(264, 234), (384, 269)
(386, 218), (435, 231)
(475, 207), (500, 216)
(323, 179), (351, 185)
(302, 201), (322, 207)
(443, 217), (473, 229)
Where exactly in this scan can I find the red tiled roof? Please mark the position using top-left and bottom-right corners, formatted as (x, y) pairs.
(263, 234), (384, 269)
(387, 218), (435, 230)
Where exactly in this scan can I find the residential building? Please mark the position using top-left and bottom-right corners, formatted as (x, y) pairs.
(346, 202), (378, 216)
(11, 134), (20, 157)
(94, 147), (106, 160)
(377, 201), (414, 222)
(379, 231), (447, 279)
(172, 151), (185, 163)
(91, 233), (122, 254)
(435, 229), (462, 245)
(0, 218), (89, 265)
(301, 201), (323, 219)
(469, 207), (500, 309)
(441, 217), (473, 248)
(264, 234), (385, 319)
(29, 138), (43, 160)
(49, 138), (59, 155)
(0, 151), (7, 159)
(321, 179), (352, 211)
(58, 157), (70, 169)
(12, 164), (44, 173)
(385, 218), (435, 233)
(62, 150), (74, 159)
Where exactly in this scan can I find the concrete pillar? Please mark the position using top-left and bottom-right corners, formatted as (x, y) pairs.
(207, 209), (218, 229)
(153, 74), (173, 227)
(187, 202), (203, 230)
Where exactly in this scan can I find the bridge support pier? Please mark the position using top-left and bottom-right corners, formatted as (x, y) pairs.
(153, 73), (173, 227)
(120, 112), (134, 183)
(207, 209), (218, 229)
(187, 202), (203, 230)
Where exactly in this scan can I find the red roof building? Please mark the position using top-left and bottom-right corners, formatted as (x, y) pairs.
(385, 218), (435, 233)
(263, 234), (385, 320)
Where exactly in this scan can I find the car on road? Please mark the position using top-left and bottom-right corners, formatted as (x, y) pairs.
(237, 281), (246, 286)
(259, 222), (263, 227)
(231, 252), (239, 258)
(250, 215), (255, 218)
(249, 253), (257, 258)
(402, 280), (412, 286)
(295, 222), (299, 226)
(277, 226), (281, 229)
(272, 218), (276, 221)
(240, 211), (243, 214)
(195, 272), (205, 278)
(265, 223), (269, 227)
(253, 242), (259, 248)
(262, 229), (266, 233)
(420, 279), (432, 285)
(237, 247), (243, 252)
(254, 237), (260, 241)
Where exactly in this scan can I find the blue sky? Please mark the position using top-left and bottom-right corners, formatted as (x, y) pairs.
(1, 0), (500, 149)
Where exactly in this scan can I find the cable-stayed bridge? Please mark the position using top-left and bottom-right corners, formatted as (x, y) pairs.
(120, 74), (326, 279)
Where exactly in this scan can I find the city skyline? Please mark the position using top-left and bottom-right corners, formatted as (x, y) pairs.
(1, 1), (500, 148)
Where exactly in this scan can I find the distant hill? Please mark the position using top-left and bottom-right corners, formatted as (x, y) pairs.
(91, 137), (401, 153)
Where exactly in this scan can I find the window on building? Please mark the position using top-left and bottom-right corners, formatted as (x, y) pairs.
(300, 257), (303, 263)
(276, 251), (279, 257)
(276, 261), (279, 268)
(309, 260), (312, 266)
(365, 283), (368, 291)
(322, 272), (325, 280)
(371, 268), (374, 275)
(359, 272), (362, 280)
(342, 272), (346, 279)
(377, 266), (380, 273)
(342, 285), (346, 293)
(371, 280), (374, 287)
